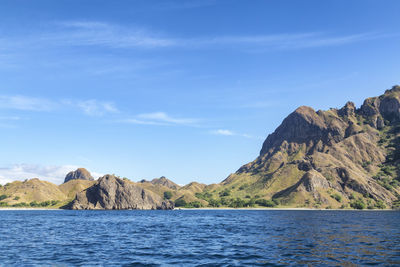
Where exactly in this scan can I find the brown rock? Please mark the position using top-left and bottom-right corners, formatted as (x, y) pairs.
(68, 175), (174, 210)
(64, 168), (94, 183)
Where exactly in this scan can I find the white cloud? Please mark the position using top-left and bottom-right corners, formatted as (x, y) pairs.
(211, 129), (235, 136)
(54, 21), (176, 48)
(0, 19), (396, 54)
(0, 116), (20, 128)
(0, 95), (55, 111)
(0, 164), (103, 185)
(210, 129), (262, 139)
(201, 32), (376, 49)
(0, 20), (385, 52)
(76, 99), (119, 116)
(122, 112), (197, 126)
(138, 112), (196, 124)
(0, 95), (118, 117)
(119, 118), (168, 126)
(0, 116), (20, 120)
(44, 21), (392, 51)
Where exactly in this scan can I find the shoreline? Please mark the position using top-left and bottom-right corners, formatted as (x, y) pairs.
(0, 207), (397, 211)
(174, 207), (397, 211)
(0, 208), (61, 211)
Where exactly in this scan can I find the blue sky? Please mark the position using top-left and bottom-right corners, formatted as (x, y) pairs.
(0, 0), (399, 185)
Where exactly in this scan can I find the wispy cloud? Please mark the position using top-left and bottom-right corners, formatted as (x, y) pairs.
(210, 129), (261, 139)
(205, 32), (374, 49)
(52, 21), (176, 48)
(138, 112), (195, 124)
(0, 116), (20, 128)
(0, 116), (20, 120)
(152, 0), (217, 10)
(211, 129), (235, 136)
(0, 95), (55, 111)
(56, 22), (396, 50)
(75, 99), (119, 116)
(121, 112), (197, 126)
(1, 20), (391, 52)
(0, 94), (119, 117)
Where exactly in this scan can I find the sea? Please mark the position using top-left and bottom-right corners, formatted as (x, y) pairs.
(0, 209), (399, 266)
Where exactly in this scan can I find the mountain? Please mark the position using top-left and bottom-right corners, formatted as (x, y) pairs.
(67, 175), (174, 210)
(209, 85), (400, 209)
(140, 176), (180, 190)
(64, 168), (94, 183)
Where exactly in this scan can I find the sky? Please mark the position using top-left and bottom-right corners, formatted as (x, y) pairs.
(0, 0), (399, 185)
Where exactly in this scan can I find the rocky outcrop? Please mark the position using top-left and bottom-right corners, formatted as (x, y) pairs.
(260, 106), (329, 156)
(141, 176), (180, 190)
(67, 175), (174, 210)
(64, 168), (94, 183)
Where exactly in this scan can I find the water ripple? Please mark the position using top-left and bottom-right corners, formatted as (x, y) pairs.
(0, 210), (399, 266)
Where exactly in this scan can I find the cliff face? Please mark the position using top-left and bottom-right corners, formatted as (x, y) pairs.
(222, 86), (400, 208)
(64, 168), (94, 183)
(140, 176), (180, 190)
(68, 175), (174, 210)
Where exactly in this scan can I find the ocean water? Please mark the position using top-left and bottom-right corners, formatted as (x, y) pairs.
(0, 210), (399, 266)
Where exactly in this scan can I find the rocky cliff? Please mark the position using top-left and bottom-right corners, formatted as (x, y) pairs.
(140, 176), (180, 190)
(219, 85), (400, 208)
(68, 175), (174, 210)
(64, 168), (94, 183)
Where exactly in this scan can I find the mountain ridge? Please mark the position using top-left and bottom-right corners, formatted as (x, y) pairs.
(1, 86), (400, 209)
(219, 85), (400, 208)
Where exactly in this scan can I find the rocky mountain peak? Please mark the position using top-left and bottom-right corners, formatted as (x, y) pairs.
(338, 101), (356, 117)
(64, 168), (94, 183)
(260, 86), (400, 157)
(150, 176), (180, 190)
(260, 106), (329, 156)
(231, 86), (400, 208)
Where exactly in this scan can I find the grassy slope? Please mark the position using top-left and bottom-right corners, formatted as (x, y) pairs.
(0, 179), (95, 208)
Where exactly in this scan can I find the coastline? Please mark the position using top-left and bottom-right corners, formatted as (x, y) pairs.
(0, 207), (397, 211)
(174, 207), (397, 211)
(0, 208), (60, 211)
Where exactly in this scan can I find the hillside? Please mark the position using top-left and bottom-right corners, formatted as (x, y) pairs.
(203, 86), (400, 209)
(140, 176), (180, 190)
(0, 179), (68, 207)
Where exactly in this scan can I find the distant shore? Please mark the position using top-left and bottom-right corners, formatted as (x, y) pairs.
(0, 207), (397, 211)
(0, 208), (60, 210)
(174, 207), (397, 211)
